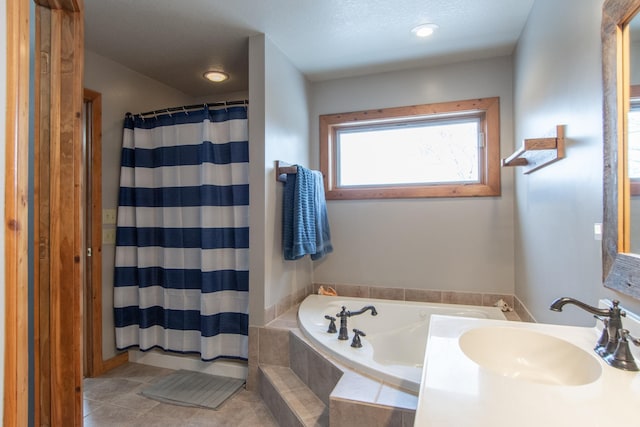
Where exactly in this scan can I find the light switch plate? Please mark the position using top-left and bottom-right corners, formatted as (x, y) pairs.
(103, 209), (117, 225)
(103, 229), (116, 245)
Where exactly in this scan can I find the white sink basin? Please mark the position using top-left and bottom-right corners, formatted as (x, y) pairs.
(459, 326), (603, 386)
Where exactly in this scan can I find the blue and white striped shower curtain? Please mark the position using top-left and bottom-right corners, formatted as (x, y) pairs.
(113, 105), (249, 361)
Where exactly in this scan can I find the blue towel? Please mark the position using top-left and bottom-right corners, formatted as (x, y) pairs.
(282, 166), (333, 260)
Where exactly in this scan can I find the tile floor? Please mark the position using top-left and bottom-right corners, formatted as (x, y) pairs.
(83, 362), (278, 427)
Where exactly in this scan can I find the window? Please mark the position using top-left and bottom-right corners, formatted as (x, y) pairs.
(320, 97), (501, 199)
(629, 86), (640, 195)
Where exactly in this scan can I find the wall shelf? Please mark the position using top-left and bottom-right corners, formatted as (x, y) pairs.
(502, 125), (565, 174)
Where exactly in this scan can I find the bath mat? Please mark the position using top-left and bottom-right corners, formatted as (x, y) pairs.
(140, 370), (245, 410)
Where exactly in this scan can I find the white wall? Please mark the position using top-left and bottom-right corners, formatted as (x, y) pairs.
(248, 34), (313, 325)
(310, 57), (516, 294)
(513, 0), (640, 324)
(0, 0), (6, 419)
(84, 50), (195, 360)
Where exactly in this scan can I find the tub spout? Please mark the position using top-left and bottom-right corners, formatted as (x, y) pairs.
(336, 305), (378, 341)
(348, 305), (378, 317)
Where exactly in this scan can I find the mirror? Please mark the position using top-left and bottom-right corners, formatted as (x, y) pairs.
(602, 0), (640, 299)
(629, 16), (640, 253)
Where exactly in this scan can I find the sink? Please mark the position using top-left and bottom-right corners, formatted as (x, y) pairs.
(459, 326), (602, 386)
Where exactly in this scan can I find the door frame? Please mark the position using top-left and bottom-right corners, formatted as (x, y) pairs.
(5, 1), (85, 426)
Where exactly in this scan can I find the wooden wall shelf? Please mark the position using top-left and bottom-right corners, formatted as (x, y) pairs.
(502, 125), (565, 174)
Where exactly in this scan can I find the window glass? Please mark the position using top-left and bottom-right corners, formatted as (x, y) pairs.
(319, 97), (501, 199)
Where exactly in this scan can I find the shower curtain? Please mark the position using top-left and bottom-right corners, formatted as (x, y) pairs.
(113, 105), (249, 361)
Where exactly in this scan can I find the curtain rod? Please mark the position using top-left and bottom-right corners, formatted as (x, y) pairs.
(134, 99), (248, 118)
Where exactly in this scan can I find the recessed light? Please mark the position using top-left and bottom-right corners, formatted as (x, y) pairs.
(411, 23), (439, 38)
(204, 71), (229, 83)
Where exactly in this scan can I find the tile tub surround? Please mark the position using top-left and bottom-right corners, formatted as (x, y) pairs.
(260, 282), (530, 326)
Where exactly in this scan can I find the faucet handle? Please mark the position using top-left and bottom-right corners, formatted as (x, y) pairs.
(324, 315), (337, 333)
(622, 329), (640, 347)
(604, 329), (639, 371)
(593, 315), (610, 356)
(351, 329), (366, 348)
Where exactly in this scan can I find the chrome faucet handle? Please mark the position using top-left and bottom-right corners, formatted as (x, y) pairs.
(604, 329), (639, 371)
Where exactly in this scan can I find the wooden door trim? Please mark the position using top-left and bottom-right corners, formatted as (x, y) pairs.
(4, 0), (32, 426)
(5, 0), (85, 426)
(83, 88), (126, 378)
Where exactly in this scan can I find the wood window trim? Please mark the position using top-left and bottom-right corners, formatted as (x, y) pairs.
(630, 85), (640, 196)
(319, 97), (501, 200)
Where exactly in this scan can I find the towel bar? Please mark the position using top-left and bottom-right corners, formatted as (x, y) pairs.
(276, 160), (298, 182)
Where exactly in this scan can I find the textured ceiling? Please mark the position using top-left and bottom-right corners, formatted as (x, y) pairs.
(84, 0), (535, 97)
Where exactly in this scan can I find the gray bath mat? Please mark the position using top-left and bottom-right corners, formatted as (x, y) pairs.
(140, 370), (245, 410)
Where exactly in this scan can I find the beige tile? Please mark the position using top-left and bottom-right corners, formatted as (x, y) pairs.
(83, 402), (143, 427)
(370, 286), (405, 301)
(96, 362), (174, 384)
(83, 378), (142, 402)
(405, 288), (442, 303)
(335, 283), (370, 298)
(503, 310), (522, 321)
(258, 328), (290, 366)
(331, 371), (381, 403)
(83, 399), (102, 417)
(331, 398), (403, 427)
(141, 401), (203, 420)
(442, 291), (483, 306)
(248, 326), (259, 364)
(482, 293), (515, 308)
(276, 294), (292, 317)
(376, 385), (418, 411)
(109, 389), (160, 411)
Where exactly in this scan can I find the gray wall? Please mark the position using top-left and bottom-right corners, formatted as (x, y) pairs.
(310, 57), (516, 294)
(84, 50), (195, 359)
(248, 34), (313, 325)
(513, 0), (640, 324)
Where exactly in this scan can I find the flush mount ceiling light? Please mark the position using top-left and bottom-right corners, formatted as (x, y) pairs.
(203, 70), (229, 83)
(411, 23), (439, 38)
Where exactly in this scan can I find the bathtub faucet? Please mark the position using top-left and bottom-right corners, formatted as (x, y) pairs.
(336, 305), (378, 340)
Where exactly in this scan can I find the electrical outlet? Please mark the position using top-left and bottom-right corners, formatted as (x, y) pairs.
(103, 229), (116, 245)
(103, 209), (117, 225)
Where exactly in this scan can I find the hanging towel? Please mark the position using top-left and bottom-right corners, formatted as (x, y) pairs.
(310, 170), (333, 260)
(282, 166), (333, 260)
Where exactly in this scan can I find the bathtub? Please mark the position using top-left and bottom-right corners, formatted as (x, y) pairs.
(298, 294), (507, 393)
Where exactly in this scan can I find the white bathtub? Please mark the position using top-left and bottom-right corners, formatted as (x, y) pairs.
(298, 294), (507, 393)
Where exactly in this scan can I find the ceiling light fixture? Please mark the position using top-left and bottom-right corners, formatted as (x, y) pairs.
(203, 70), (229, 83)
(411, 23), (439, 38)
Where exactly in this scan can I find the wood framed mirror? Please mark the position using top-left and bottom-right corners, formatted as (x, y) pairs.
(603, 0), (640, 299)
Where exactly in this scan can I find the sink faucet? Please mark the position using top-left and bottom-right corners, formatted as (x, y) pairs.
(549, 297), (637, 370)
(335, 305), (378, 340)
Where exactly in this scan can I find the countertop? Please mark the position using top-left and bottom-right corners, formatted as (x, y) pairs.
(414, 307), (640, 427)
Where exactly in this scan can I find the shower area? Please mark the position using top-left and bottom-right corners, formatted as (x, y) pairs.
(112, 102), (250, 366)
